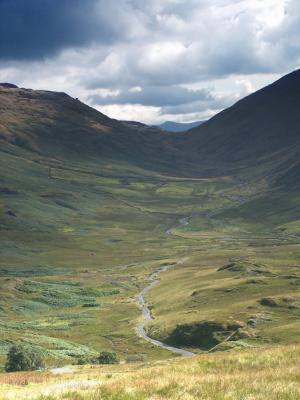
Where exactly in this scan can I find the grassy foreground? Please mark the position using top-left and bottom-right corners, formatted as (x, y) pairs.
(0, 344), (299, 400)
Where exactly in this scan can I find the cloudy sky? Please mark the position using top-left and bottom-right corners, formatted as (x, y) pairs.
(0, 0), (299, 124)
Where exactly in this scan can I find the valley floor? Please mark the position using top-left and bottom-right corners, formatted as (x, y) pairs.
(1, 141), (300, 367)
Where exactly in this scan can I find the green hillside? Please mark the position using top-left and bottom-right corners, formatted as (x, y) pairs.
(0, 72), (299, 369)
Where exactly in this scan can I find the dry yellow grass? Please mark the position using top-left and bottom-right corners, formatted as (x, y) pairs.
(0, 344), (299, 400)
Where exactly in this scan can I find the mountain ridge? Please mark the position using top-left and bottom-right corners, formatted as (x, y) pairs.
(2, 70), (300, 181)
(183, 69), (300, 163)
(158, 120), (204, 132)
(0, 84), (186, 175)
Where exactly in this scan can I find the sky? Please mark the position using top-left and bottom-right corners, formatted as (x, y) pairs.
(0, 0), (299, 124)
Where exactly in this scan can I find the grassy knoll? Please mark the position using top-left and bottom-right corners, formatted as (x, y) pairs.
(0, 344), (299, 399)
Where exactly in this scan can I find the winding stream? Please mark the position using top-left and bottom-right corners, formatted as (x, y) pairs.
(136, 264), (195, 356)
(135, 182), (299, 356)
(135, 185), (248, 356)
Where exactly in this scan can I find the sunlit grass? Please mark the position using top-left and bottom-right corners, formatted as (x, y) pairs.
(0, 345), (299, 400)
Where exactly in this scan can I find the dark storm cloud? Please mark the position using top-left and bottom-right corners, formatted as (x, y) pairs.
(0, 0), (130, 60)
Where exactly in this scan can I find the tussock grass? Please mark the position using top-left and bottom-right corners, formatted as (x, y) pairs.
(0, 345), (299, 399)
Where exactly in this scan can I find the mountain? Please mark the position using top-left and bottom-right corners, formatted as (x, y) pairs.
(2, 70), (300, 177)
(158, 120), (204, 132)
(0, 83), (185, 174)
(0, 85), (160, 156)
(183, 69), (300, 165)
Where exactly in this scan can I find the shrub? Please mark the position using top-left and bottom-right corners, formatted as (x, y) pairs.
(5, 344), (45, 372)
(260, 297), (279, 307)
(77, 355), (98, 365)
(82, 302), (99, 307)
(97, 351), (119, 364)
(78, 351), (119, 365)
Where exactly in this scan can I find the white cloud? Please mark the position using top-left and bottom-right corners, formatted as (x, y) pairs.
(129, 86), (143, 92)
(96, 104), (160, 124)
(235, 79), (256, 96)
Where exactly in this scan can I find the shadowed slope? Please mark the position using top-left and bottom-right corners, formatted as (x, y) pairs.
(183, 69), (300, 164)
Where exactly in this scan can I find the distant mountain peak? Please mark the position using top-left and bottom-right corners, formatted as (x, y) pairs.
(158, 120), (204, 132)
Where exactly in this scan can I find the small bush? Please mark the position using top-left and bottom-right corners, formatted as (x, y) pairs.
(260, 297), (279, 307)
(77, 351), (119, 365)
(77, 356), (97, 365)
(5, 344), (45, 372)
(97, 351), (119, 364)
(82, 302), (99, 307)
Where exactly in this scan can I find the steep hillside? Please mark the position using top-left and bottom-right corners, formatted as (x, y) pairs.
(0, 84), (186, 174)
(2, 71), (300, 179)
(184, 69), (300, 166)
